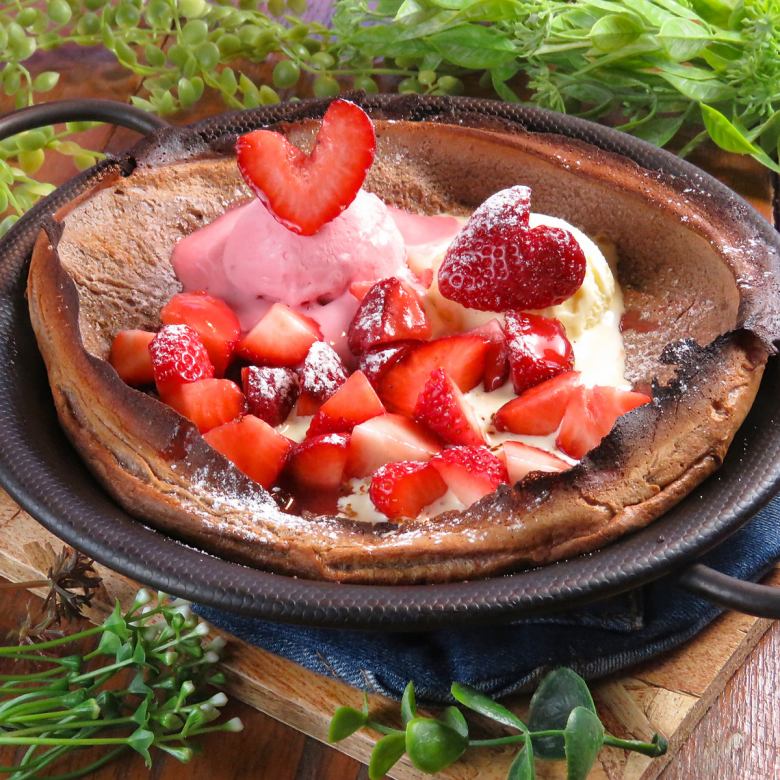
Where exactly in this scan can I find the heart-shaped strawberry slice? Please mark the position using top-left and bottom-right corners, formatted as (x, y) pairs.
(236, 99), (376, 236)
(438, 186), (586, 311)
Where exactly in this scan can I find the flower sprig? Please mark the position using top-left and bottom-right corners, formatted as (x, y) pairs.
(329, 668), (667, 779)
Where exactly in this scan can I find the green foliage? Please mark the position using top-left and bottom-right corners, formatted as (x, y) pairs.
(329, 672), (666, 779)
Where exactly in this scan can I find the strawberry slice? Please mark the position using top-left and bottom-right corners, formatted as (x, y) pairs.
(358, 341), (416, 390)
(347, 414), (441, 477)
(297, 341), (348, 416)
(287, 433), (350, 492)
(161, 292), (240, 376)
(468, 318), (509, 391)
(164, 378), (246, 433)
(149, 324), (215, 398)
(378, 335), (488, 416)
(500, 441), (570, 483)
(494, 371), (581, 435)
(413, 368), (485, 446)
(369, 460), (447, 521)
(236, 99), (376, 236)
(241, 366), (300, 427)
(431, 446), (508, 506)
(504, 311), (574, 394)
(204, 414), (292, 487)
(347, 277), (431, 355)
(307, 370), (385, 436)
(557, 385), (652, 460)
(237, 303), (322, 367)
(437, 186), (586, 311)
(348, 280), (375, 301)
(109, 329), (155, 386)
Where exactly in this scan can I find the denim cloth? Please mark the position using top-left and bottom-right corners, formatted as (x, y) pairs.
(197, 492), (780, 704)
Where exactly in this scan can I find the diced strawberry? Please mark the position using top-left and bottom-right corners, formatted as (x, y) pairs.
(347, 277), (432, 355)
(297, 341), (348, 416)
(468, 318), (509, 391)
(358, 341), (416, 390)
(369, 460), (447, 521)
(378, 335), (488, 416)
(431, 446), (508, 506)
(556, 385), (652, 460)
(236, 99), (376, 236)
(287, 433), (350, 492)
(204, 414), (292, 487)
(149, 324), (214, 398)
(494, 371), (581, 436)
(161, 292), (240, 376)
(504, 311), (574, 394)
(437, 186), (586, 312)
(500, 441), (570, 483)
(348, 280), (375, 301)
(307, 370), (385, 436)
(241, 366), (299, 427)
(237, 303), (322, 367)
(164, 378), (245, 433)
(413, 368), (485, 446)
(347, 414), (441, 477)
(109, 329), (155, 386)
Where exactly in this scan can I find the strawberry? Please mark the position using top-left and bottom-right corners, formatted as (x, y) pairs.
(431, 446), (508, 506)
(109, 329), (155, 386)
(161, 292), (240, 376)
(149, 324), (215, 398)
(413, 368), (485, 446)
(504, 311), (574, 394)
(347, 277), (431, 354)
(494, 371), (581, 435)
(164, 378), (246, 433)
(378, 335), (488, 416)
(347, 414), (441, 477)
(348, 280), (375, 301)
(237, 303), (322, 367)
(556, 385), (652, 460)
(297, 341), (348, 416)
(236, 99), (376, 236)
(358, 341), (416, 390)
(241, 366), (300, 427)
(307, 370), (385, 436)
(437, 186), (586, 312)
(369, 460), (447, 521)
(468, 318), (509, 391)
(204, 414), (292, 487)
(287, 433), (350, 492)
(500, 441), (570, 483)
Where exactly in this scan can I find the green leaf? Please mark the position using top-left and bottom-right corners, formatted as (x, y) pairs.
(657, 17), (710, 61)
(629, 113), (687, 147)
(128, 728), (155, 766)
(507, 743), (535, 780)
(564, 707), (604, 780)
(440, 706), (468, 739)
(428, 25), (516, 69)
(328, 706), (368, 742)
(129, 671), (152, 696)
(18, 148), (44, 175)
(655, 67), (732, 103)
(158, 744), (193, 762)
(528, 669), (596, 759)
(451, 683), (526, 731)
(590, 14), (644, 52)
(405, 717), (468, 774)
(700, 103), (757, 154)
(195, 41), (221, 70)
(401, 682), (417, 724)
(368, 732), (406, 780)
(132, 697), (150, 727)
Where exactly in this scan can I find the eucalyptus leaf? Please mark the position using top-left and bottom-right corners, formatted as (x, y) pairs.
(451, 683), (527, 731)
(368, 732), (406, 780)
(328, 706), (368, 742)
(528, 669), (596, 759)
(564, 707), (604, 780)
(405, 717), (468, 773)
(401, 682), (417, 724)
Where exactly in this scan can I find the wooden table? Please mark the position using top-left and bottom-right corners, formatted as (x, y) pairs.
(1, 43), (778, 780)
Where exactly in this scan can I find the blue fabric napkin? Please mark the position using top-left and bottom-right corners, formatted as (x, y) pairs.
(197, 492), (780, 704)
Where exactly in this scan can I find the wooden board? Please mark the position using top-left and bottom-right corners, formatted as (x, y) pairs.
(0, 488), (776, 779)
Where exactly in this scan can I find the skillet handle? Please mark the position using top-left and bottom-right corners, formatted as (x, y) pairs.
(0, 98), (168, 142)
(677, 564), (780, 619)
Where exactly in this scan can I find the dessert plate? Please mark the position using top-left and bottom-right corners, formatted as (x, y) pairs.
(0, 96), (779, 627)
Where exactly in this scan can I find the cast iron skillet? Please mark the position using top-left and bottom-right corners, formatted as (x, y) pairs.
(0, 96), (779, 629)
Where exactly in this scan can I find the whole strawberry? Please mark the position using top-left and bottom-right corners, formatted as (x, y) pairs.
(437, 186), (586, 312)
(149, 324), (214, 398)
